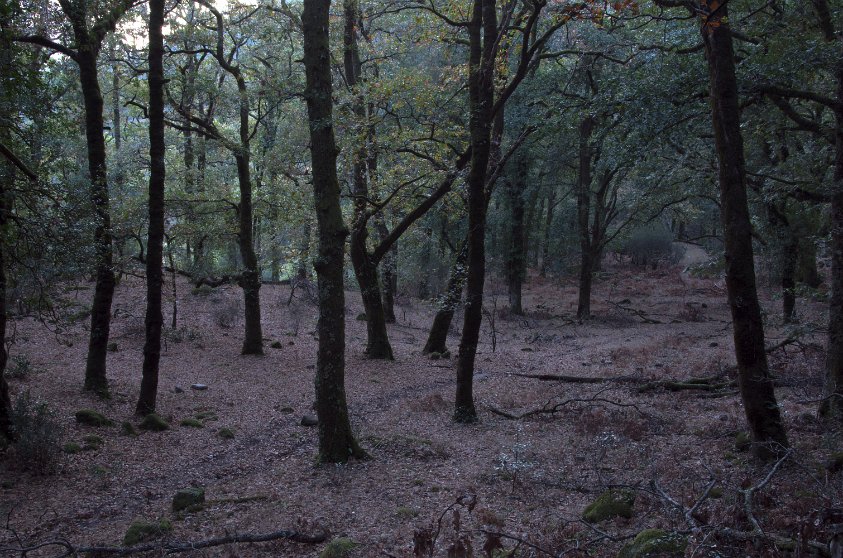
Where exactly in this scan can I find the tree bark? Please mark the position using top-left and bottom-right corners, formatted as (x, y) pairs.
(455, 0), (496, 423)
(79, 49), (116, 398)
(302, 0), (365, 462)
(424, 241), (467, 355)
(702, 0), (788, 459)
(136, 0), (165, 415)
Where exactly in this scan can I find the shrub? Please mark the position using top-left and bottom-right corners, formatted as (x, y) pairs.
(622, 227), (680, 268)
(6, 355), (33, 379)
(9, 392), (63, 474)
(212, 299), (241, 329)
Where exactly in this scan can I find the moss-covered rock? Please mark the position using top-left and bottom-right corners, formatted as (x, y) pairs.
(320, 537), (358, 558)
(123, 518), (172, 546)
(121, 421), (138, 436)
(172, 487), (205, 512)
(582, 489), (635, 523)
(180, 418), (203, 428)
(270, 341), (283, 349)
(139, 414), (169, 432)
(63, 442), (82, 454)
(82, 434), (104, 450)
(75, 409), (113, 427)
(218, 428), (235, 440)
(735, 431), (751, 452)
(107, 342), (118, 353)
(617, 529), (687, 558)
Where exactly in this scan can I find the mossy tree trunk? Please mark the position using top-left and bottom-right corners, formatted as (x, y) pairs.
(701, 0), (789, 459)
(424, 241), (467, 355)
(303, 0), (365, 463)
(136, 0), (165, 415)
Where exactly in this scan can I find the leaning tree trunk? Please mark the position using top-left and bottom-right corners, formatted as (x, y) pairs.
(424, 241), (467, 355)
(702, 0), (788, 459)
(136, 0), (166, 415)
(79, 50), (116, 398)
(455, 0), (496, 423)
(302, 0), (365, 463)
(507, 155), (527, 315)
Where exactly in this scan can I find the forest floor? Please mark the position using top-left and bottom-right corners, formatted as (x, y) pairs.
(1, 251), (841, 557)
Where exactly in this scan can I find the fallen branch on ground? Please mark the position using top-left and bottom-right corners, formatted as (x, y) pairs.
(510, 372), (645, 384)
(0, 528), (328, 557)
(488, 393), (647, 420)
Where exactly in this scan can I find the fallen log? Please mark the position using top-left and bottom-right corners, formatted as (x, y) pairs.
(1, 528), (329, 557)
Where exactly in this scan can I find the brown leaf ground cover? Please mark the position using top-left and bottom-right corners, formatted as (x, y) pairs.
(1, 257), (839, 557)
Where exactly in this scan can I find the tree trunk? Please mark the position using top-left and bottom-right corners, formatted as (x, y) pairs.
(344, 0), (392, 359)
(576, 115), (595, 321)
(424, 242), (467, 355)
(455, 0), (496, 423)
(375, 218), (397, 323)
(137, 0), (165, 415)
(702, 0), (788, 459)
(822, 17), (843, 420)
(235, 150), (263, 355)
(302, 0), (365, 463)
(79, 50), (116, 398)
(507, 155), (527, 315)
(539, 189), (555, 277)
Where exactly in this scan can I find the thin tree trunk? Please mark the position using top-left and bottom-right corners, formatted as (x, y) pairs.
(576, 115), (595, 321)
(702, 0), (788, 459)
(374, 218), (397, 323)
(424, 241), (467, 355)
(507, 155), (527, 315)
(79, 50), (116, 398)
(137, 0), (165, 415)
(540, 189), (555, 277)
(455, 0), (496, 423)
(235, 151), (264, 355)
(302, 0), (365, 463)
(0, 163), (12, 443)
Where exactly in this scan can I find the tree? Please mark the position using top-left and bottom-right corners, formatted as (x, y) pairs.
(697, 0), (789, 458)
(16, 0), (137, 397)
(302, 0), (365, 463)
(136, 0), (166, 415)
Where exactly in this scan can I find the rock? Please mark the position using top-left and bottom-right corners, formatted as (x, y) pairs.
(190, 383), (208, 391)
(734, 431), (751, 452)
(582, 489), (636, 523)
(124, 519), (172, 546)
(82, 434), (104, 450)
(270, 341), (283, 349)
(617, 529), (687, 558)
(172, 487), (205, 512)
(139, 414), (169, 432)
(180, 418), (204, 428)
(218, 428), (235, 440)
(174, 386), (184, 394)
(75, 409), (113, 427)
(121, 421), (138, 437)
(356, 313), (367, 321)
(300, 415), (319, 427)
(429, 352), (441, 360)
(826, 452), (843, 473)
(107, 342), (118, 352)
(320, 537), (358, 558)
